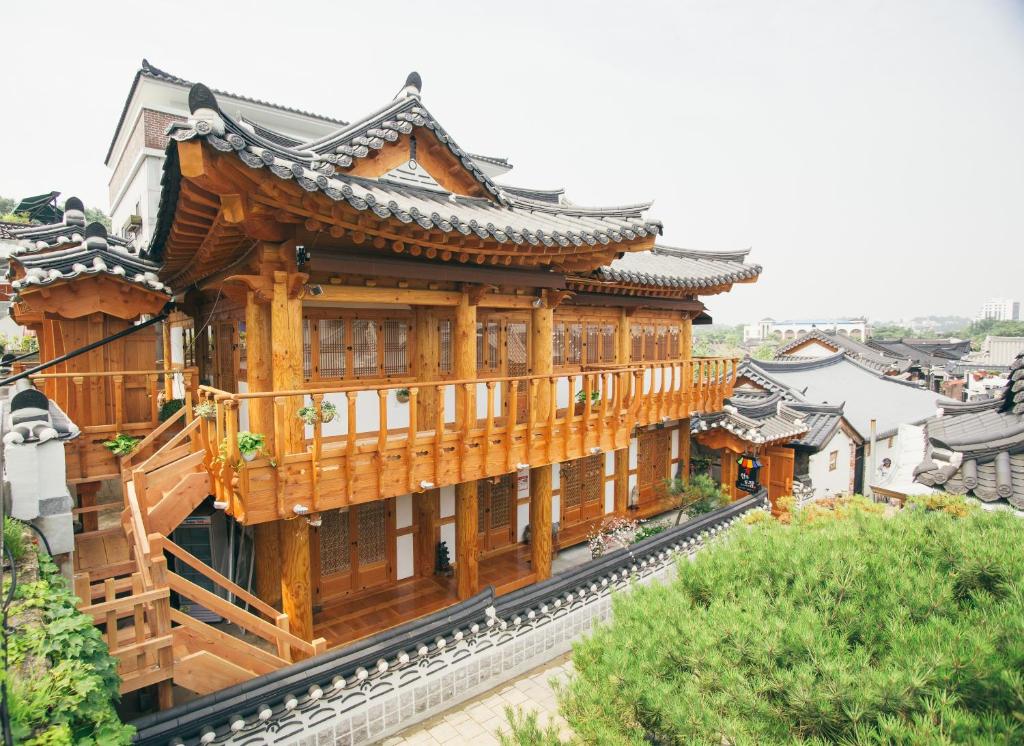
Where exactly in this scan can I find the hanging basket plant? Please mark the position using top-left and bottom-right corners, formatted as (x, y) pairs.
(102, 433), (140, 457)
(297, 405), (319, 426)
(395, 388), (411, 404)
(193, 401), (217, 421)
(320, 400), (338, 423)
(237, 431), (266, 462)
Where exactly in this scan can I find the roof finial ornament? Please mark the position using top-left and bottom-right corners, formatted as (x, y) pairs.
(396, 71), (422, 100)
(64, 197), (85, 228)
(187, 83), (225, 136)
(84, 222), (109, 251)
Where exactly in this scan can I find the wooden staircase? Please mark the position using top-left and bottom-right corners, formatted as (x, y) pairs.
(73, 408), (325, 708)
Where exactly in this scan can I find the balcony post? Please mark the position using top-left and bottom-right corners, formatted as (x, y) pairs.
(614, 309), (633, 514)
(454, 291), (479, 599)
(529, 299), (554, 580)
(531, 300), (553, 418)
(246, 290), (282, 607)
(272, 270), (313, 645)
(455, 481), (479, 599)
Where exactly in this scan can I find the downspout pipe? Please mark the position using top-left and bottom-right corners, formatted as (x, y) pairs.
(0, 309), (170, 387)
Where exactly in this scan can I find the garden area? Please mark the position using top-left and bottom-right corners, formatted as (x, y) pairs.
(1, 518), (132, 745)
(504, 496), (1024, 744)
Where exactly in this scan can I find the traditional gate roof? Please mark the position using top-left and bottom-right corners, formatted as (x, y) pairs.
(914, 353), (1024, 508)
(692, 390), (809, 446)
(148, 75), (662, 286)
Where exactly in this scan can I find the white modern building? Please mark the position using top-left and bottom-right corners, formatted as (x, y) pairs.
(743, 317), (867, 343)
(976, 298), (1021, 322)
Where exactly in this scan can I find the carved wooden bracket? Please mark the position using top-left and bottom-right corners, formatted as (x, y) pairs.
(463, 283), (497, 306)
(219, 275), (274, 304)
(543, 289), (574, 309)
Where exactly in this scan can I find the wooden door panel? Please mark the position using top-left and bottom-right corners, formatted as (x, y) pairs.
(317, 508), (353, 597)
(354, 501), (389, 591)
(316, 500), (393, 599)
(560, 455), (605, 527)
(638, 429), (671, 503)
(765, 447), (795, 504)
(478, 475), (516, 554)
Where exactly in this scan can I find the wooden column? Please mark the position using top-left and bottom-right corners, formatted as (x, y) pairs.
(614, 308), (633, 514)
(271, 272), (312, 644)
(414, 307), (440, 577)
(530, 303), (554, 416)
(455, 481), (479, 599)
(679, 419), (692, 486)
(681, 316), (693, 358)
(453, 292), (479, 599)
(246, 291), (282, 607)
(161, 319), (174, 400)
(529, 465), (552, 581)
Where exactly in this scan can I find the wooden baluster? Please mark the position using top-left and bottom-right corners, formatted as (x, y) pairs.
(148, 555), (174, 710)
(434, 385), (444, 488)
(547, 376), (557, 464)
(214, 398), (227, 509)
(275, 614), (293, 663)
(148, 374), (159, 426)
(132, 572), (146, 674)
(461, 383), (473, 482)
(582, 373), (593, 454)
(631, 370), (643, 421)
(407, 388), (418, 494)
(484, 381), (495, 477)
(377, 390), (388, 499)
(505, 379), (517, 473)
(72, 376), (85, 430)
(104, 578), (117, 654)
(113, 375), (124, 432)
(598, 372), (609, 449)
(183, 371), (195, 422)
(274, 396), (287, 517)
(666, 363), (676, 419)
(345, 392), (356, 503)
(527, 378), (538, 467)
(311, 394), (323, 512)
(225, 400), (241, 519)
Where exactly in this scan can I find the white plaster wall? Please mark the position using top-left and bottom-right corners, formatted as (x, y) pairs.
(604, 451), (615, 476)
(309, 389), (411, 441)
(439, 486), (455, 519)
(808, 429), (854, 498)
(395, 494), (413, 529)
(628, 437), (638, 469)
(792, 340), (837, 358)
(396, 534), (414, 580)
(865, 435), (899, 490)
(440, 523), (455, 556)
(516, 502), (530, 542)
(671, 429), (679, 459)
(237, 381), (250, 431)
(604, 479), (615, 514)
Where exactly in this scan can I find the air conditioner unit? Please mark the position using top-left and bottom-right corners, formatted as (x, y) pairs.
(121, 213), (143, 236)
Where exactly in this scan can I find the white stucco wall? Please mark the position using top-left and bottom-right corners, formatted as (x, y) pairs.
(808, 428), (854, 498)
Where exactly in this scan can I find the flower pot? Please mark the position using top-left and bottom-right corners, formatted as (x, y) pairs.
(320, 409), (336, 423)
(241, 450), (257, 462)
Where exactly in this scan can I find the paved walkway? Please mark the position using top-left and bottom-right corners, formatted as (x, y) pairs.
(385, 654), (574, 745)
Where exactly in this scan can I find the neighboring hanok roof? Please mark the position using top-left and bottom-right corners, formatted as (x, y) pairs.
(571, 245), (762, 298)
(691, 390), (809, 446)
(149, 75), (662, 285)
(868, 338), (971, 368)
(738, 353), (948, 439)
(6, 198), (168, 296)
(775, 329), (911, 373)
(914, 353), (1024, 508)
(787, 401), (858, 449)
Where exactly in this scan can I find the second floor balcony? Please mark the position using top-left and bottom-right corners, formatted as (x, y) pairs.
(195, 357), (739, 524)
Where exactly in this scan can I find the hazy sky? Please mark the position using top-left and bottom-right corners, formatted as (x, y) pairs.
(2, 0), (1022, 324)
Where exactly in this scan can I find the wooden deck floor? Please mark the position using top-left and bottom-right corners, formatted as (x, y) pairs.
(75, 527), (133, 580)
(314, 545), (536, 649)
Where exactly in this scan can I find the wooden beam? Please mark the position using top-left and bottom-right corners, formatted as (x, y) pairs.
(309, 254), (566, 289)
(567, 292), (706, 312)
(529, 465), (552, 581)
(614, 450), (629, 514)
(309, 284), (463, 306)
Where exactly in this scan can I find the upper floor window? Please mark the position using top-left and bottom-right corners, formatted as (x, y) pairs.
(302, 312), (412, 382)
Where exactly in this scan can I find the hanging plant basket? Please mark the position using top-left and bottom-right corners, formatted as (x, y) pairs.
(193, 401), (217, 421)
(297, 406), (319, 426)
(395, 388), (411, 404)
(320, 400), (338, 423)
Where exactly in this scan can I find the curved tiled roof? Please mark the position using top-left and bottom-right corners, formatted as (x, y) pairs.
(149, 81), (662, 265)
(692, 391), (809, 445)
(592, 245), (761, 291)
(914, 354), (1024, 507)
(775, 329), (910, 373)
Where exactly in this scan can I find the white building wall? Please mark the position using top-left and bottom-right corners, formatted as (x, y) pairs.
(807, 428), (854, 498)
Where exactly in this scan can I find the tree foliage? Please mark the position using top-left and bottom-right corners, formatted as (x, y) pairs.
(533, 503), (1024, 744)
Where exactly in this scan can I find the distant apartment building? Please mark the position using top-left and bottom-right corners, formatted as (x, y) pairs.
(976, 298), (1021, 322)
(743, 317), (867, 342)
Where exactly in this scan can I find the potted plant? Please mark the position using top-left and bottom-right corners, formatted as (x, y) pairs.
(297, 405), (319, 425)
(320, 400), (337, 423)
(102, 433), (139, 457)
(395, 388), (411, 404)
(158, 398), (184, 422)
(193, 400), (217, 421)
(574, 388), (600, 415)
(236, 432), (266, 462)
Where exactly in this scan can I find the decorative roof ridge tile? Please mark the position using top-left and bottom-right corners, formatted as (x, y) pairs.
(653, 244), (753, 263)
(10, 243), (169, 295)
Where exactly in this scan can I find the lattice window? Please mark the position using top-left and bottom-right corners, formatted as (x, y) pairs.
(318, 319), (346, 379)
(356, 502), (387, 565)
(302, 319), (312, 379)
(644, 326), (657, 360)
(439, 319), (452, 375)
(561, 455), (604, 512)
(382, 319), (408, 376)
(668, 325), (681, 358)
(654, 326), (668, 360)
(631, 326), (643, 361)
(319, 509), (350, 575)
(489, 475), (514, 530)
(352, 320), (378, 377)
(477, 321), (500, 372)
(566, 323), (583, 365)
(601, 324), (616, 363)
(552, 322), (565, 366)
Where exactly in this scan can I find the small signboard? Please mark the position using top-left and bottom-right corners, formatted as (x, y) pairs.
(735, 454), (762, 494)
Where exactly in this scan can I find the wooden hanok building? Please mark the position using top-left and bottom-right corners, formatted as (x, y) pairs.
(7, 73), (760, 699)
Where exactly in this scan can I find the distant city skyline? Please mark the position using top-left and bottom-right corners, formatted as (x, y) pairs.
(1, 0), (1022, 324)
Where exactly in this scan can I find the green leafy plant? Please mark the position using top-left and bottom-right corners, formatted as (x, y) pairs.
(665, 473), (728, 523)
(907, 491), (975, 517)
(395, 388), (411, 403)
(193, 400), (217, 420)
(574, 389), (600, 405)
(499, 707), (564, 745)
(4, 516), (27, 561)
(297, 405), (319, 425)
(101, 433), (139, 457)
(158, 398), (184, 422)
(5, 532), (133, 743)
(633, 520), (669, 543)
(236, 431), (266, 457)
(545, 507), (1024, 745)
(319, 400), (337, 423)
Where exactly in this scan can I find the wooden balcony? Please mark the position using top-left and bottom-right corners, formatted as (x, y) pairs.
(199, 357), (739, 525)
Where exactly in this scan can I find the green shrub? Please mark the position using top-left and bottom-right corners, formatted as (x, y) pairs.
(548, 508), (1024, 744)
(666, 473), (728, 517)
(6, 544), (133, 744)
(4, 516), (27, 561)
(499, 707), (563, 746)
(157, 398), (184, 422)
(907, 491), (975, 517)
(101, 433), (139, 457)
(633, 521), (669, 543)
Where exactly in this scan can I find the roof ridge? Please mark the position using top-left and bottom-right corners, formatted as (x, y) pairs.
(653, 244), (751, 263)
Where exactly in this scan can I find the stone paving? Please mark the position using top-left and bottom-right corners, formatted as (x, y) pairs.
(385, 654), (575, 745)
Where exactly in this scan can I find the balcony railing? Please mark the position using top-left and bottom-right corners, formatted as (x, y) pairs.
(196, 357), (739, 524)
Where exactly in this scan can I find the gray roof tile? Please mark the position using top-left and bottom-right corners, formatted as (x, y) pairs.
(593, 245), (761, 291)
